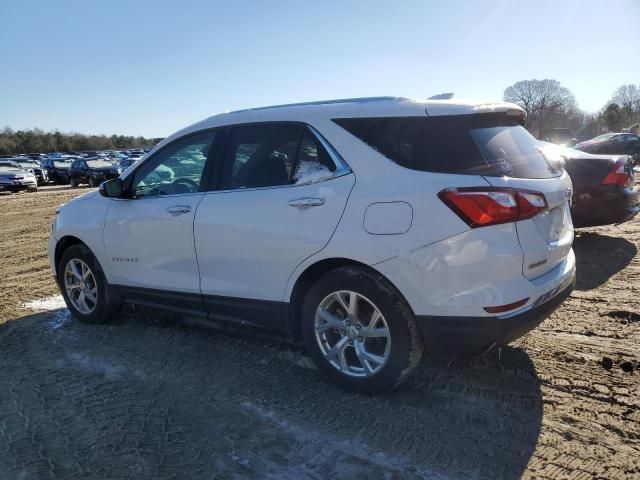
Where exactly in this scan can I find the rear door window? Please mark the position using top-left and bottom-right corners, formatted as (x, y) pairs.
(334, 115), (560, 179)
(220, 124), (337, 190)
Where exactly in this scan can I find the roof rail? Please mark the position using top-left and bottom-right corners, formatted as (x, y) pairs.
(229, 96), (405, 114)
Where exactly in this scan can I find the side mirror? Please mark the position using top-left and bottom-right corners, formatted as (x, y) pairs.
(99, 178), (124, 198)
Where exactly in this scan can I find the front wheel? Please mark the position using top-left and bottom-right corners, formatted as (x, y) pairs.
(301, 267), (423, 393)
(89, 177), (98, 188)
(58, 244), (119, 324)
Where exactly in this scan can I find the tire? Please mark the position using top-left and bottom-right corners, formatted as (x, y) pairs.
(89, 177), (97, 188)
(301, 266), (423, 393)
(57, 244), (119, 324)
(70, 179), (77, 188)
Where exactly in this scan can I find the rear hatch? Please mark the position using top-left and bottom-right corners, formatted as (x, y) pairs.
(337, 105), (575, 281)
(466, 114), (574, 279)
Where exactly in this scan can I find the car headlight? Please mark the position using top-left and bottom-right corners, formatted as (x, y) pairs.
(117, 168), (123, 174)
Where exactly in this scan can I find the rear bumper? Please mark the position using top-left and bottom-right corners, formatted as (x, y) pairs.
(572, 185), (640, 227)
(417, 274), (575, 359)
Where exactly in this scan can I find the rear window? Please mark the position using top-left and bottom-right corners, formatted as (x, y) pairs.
(333, 115), (560, 179)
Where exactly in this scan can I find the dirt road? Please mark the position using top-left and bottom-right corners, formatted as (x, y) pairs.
(0, 188), (638, 479)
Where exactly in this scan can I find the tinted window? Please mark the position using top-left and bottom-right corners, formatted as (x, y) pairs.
(334, 115), (559, 179)
(292, 130), (336, 184)
(133, 131), (215, 197)
(221, 124), (337, 190)
(222, 124), (302, 189)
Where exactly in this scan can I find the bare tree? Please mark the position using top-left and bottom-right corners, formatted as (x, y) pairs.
(610, 84), (640, 114)
(503, 79), (579, 137)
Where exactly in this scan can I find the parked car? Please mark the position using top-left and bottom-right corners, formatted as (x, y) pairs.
(49, 97), (576, 392)
(10, 157), (48, 185)
(0, 162), (38, 193)
(575, 133), (640, 161)
(118, 158), (139, 169)
(543, 128), (572, 146)
(539, 142), (639, 227)
(41, 158), (73, 184)
(69, 157), (122, 188)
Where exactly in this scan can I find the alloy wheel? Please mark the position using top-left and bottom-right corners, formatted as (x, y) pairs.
(314, 290), (391, 377)
(64, 259), (98, 314)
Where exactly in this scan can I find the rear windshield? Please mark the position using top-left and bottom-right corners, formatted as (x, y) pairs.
(333, 114), (560, 179)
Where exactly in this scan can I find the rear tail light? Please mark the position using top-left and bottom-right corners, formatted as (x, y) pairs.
(602, 159), (632, 187)
(438, 187), (548, 228)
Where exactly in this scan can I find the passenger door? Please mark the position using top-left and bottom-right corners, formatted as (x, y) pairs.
(194, 123), (354, 330)
(103, 130), (218, 310)
(78, 161), (88, 183)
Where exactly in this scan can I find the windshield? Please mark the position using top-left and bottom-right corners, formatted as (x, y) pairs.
(590, 133), (617, 142)
(0, 166), (21, 172)
(53, 160), (72, 168)
(16, 161), (39, 168)
(86, 159), (114, 168)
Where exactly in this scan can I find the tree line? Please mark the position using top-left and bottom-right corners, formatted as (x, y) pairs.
(0, 127), (155, 155)
(503, 81), (640, 138)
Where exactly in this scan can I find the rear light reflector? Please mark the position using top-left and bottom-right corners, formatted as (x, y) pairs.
(483, 298), (529, 314)
(602, 159), (632, 187)
(438, 187), (548, 228)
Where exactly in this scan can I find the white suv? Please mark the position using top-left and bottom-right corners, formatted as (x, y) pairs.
(49, 97), (576, 392)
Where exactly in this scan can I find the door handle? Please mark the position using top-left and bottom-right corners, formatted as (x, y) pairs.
(166, 205), (192, 216)
(288, 197), (325, 208)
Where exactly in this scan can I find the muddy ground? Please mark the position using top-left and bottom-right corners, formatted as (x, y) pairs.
(0, 186), (638, 479)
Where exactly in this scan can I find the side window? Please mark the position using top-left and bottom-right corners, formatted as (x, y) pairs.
(292, 130), (336, 185)
(221, 124), (302, 189)
(220, 124), (340, 190)
(132, 131), (216, 197)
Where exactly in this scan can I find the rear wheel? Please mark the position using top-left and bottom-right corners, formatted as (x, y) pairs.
(58, 244), (119, 324)
(301, 266), (423, 393)
(70, 178), (78, 188)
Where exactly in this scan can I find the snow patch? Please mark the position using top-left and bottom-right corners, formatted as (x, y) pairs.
(276, 350), (317, 370)
(64, 352), (143, 381)
(22, 295), (66, 311)
(241, 401), (446, 478)
(47, 309), (71, 332)
(293, 161), (333, 185)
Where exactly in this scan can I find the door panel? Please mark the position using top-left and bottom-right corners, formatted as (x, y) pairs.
(104, 194), (204, 292)
(194, 174), (355, 306)
(103, 129), (218, 295)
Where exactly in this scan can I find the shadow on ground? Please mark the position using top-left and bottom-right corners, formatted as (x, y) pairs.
(0, 309), (542, 479)
(573, 232), (637, 290)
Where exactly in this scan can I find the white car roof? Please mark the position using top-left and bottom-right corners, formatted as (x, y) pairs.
(152, 96), (524, 154)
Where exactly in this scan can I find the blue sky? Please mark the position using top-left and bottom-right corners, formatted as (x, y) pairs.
(1, 0), (638, 138)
